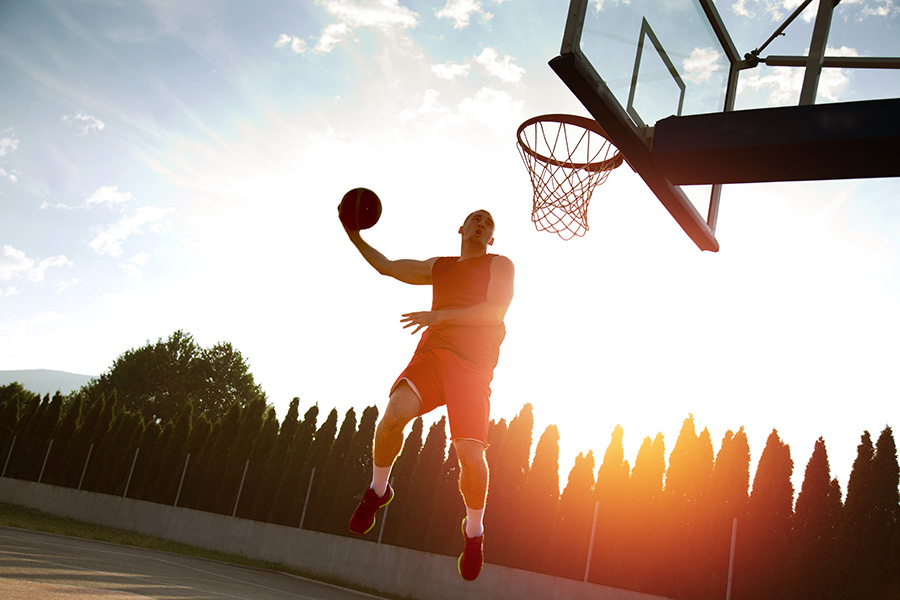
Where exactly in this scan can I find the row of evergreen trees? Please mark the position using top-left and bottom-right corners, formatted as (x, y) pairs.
(0, 381), (897, 600)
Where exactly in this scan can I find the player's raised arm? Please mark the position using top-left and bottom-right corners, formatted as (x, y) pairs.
(345, 230), (436, 285)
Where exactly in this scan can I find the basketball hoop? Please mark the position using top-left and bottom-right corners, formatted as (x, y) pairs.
(516, 114), (624, 240)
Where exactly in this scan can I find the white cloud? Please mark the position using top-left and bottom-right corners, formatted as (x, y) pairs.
(0, 167), (17, 183)
(62, 113), (105, 136)
(89, 206), (173, 257)
(459, 87), (525, 132)
(436, 0), (493, 29)
(0, 245), (32, 282)
(739, 45), (856, 105)
(275, 34), (307, 54)
(683, 47), (723, 84)
(432, 61), (470, 80)
(0, 245), (71, 285)
(0, 133), (19, 157)
(28, 255), (73, 283)
(86, 185), (135, 206)
(399, 89), (451, 121)
(120, 252), (151, 279)
(56, 278), (79, 293)
(474, 47), (525, 83)
(313, 0), (419, 53)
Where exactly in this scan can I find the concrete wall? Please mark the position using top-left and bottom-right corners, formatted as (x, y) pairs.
(0, 478), (671, 600)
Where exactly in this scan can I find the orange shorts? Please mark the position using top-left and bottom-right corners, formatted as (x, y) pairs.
(391, 347), (492, 446)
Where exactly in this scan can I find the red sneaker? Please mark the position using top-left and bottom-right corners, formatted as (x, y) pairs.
(349, 485), (394, 535)
(457, 518), (484, 582)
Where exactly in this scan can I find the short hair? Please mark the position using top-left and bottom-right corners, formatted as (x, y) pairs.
(464, 209), (494, 224)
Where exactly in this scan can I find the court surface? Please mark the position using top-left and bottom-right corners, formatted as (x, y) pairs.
(0, 527), (384, 600)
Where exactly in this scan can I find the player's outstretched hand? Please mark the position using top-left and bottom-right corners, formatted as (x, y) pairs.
(401, 311), (437, 334)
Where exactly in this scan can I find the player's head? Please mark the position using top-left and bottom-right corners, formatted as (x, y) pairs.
(459, 209), (495, 247)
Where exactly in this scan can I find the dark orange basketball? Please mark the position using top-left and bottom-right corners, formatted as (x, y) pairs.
(338, 188), (382, 231)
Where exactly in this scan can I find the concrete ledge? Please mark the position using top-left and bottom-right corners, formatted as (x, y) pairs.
(0, 478), (670, 600)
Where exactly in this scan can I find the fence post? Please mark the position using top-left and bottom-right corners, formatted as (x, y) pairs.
(726, 517), (738, 600)
(377, 476), (395, 544)
(584, 500), (600, 583)
(2, 435), (16, 478)
(123, 448), (139, 498)
(78, 444), (93, 490)
(232, 460), (250, 517)
(174, 454), (190, 507)
(37, 439), (53, 483)
(299, 467), (315, 529)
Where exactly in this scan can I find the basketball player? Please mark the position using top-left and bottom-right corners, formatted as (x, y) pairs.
(342, 208), (514, 582)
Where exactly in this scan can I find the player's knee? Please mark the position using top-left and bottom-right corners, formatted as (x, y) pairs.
(454, 440), (487, 470)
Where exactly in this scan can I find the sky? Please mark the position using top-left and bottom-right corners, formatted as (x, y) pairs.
(1, 0), (899, 498)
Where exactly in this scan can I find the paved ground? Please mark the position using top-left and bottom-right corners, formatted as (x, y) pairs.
(0, 527), (385, 600)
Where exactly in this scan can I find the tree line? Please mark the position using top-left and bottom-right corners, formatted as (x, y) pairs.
(0, 332), (897, 600)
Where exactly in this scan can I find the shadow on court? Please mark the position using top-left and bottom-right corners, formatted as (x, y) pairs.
(0, 526), (384, 600)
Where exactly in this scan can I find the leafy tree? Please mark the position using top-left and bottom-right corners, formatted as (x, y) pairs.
(83, 330), (267, 424)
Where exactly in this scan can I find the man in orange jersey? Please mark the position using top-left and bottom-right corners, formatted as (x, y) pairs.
(343, 208), (514, 582)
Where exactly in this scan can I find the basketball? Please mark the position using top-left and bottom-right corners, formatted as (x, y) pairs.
(338, 188), (382, 231)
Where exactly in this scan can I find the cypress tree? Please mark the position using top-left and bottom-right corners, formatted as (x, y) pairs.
(513, 424), (560, 572)
(791, 437), (841, 600)
(327, 405), (379, 534)
(197, 401), (241, 513)
(251, 397), (300, 521)
(734, 430), (793, 600)
(486, 404), (534, 566)
(589, 424), (631, 587)
(215, 397), (267, 514)
(178, 419), (221, 510)
(269, 403), (319, 525)
(423, 441), (464, 556)
(620, 433), (666, 594)
(44, 395), (83, 486)
(398, 417), (448, 551)
(290, 407), (337, 527)
(150, 401), (195, 503)
(382, 417), (424, 545)
(305, 408), (354, 531)
(548, 450), (595, 579)
(235, 407), (279, 519)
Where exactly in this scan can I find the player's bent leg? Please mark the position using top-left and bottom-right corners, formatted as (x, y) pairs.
(454, 438), (488, 582)
(374, 380), (421, 467)
(349, 381), (421, 536)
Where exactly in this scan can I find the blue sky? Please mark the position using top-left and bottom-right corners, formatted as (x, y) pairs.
(1, 0), (899, 494)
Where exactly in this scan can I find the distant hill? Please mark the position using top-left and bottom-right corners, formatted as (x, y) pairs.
(0, 369), (96, 396)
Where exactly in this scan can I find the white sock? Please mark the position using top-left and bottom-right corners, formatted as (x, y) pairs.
(371, 465), (392, 497)
(465, 506), (485, 538)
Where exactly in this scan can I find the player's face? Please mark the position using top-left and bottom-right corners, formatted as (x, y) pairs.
(459, 210), (495, 246)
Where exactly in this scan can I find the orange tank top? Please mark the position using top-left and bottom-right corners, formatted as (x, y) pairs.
(414, 254), (506, 370)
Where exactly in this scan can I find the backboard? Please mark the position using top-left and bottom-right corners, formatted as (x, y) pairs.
(549, 0), (900, 251)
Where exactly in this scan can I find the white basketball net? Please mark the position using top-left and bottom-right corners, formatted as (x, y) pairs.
(517, 115), (623, 240)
